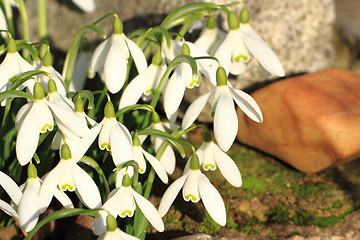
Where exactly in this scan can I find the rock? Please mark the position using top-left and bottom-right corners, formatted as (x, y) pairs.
(236, 68), (360, 173)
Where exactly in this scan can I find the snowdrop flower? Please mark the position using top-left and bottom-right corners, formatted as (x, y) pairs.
(132, 134), (168, 184)
(14, 82), (91, 166)
(0, 38), (34, 93)
(96, 214), (140, 239)
(93, 174), (164, 235)
(71, 0), (95, 13)
(89, 17), (147, 94)
(139, 112), (177, 175)
(0, 7), (8, 39)
(39, 143), (102, 211)
(158, 154), (226, 226)
(214, 10), (284, 76)
(163, 41), (216, 121)
(195, 130), (242, 187)
(37, 51), (66, 96)
(98, 101), (133, 166)
(182, 67), (263, 152)
(69, 45), (92, 91)
(194, 16), (226, 54)
(0, 163), (73, 232)
(119, 51), (167, 109)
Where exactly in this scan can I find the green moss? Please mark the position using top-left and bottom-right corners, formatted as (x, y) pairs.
(289, 184), (333, 198)
(291, 211), (316, 226)
(332, 200), (344, 209)
(266, 204), (290, 224)
(199, 213), (221, 235)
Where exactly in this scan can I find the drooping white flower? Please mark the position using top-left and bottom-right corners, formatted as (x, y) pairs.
(182, 67), (263, 152)
(71, 0), (95, 13)
(0, 38), (34, 94)
(214, 10), (284, 76)
(89, 17), (147, 94)
(96, 214), (140, 239)
(119, 51), (167, 109)
(195, 130), (242, 187)
(14, 82), (91, 166)
(39, 143), (102, 211)
(93, 174), (164, 235)
(132, 134), (168, 184)
(97, 101), (133, 167)
(158, 154), (226, 226)
(69, 48), (92, 92)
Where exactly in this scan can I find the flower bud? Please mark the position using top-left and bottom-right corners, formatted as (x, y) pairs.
(48, 78), (57, 93)
(122, 174), (132, 187)
(203, 129), (212, 143)
(104, 101), (115, 118)
(228, 11), (239, 30)
(42, 51), (53, 67)
(113, 17), (123, 35)
(27, 162), (38, 179)
(34, 82), (46, 100)
(206, 16), (217, 30)
(152, 111), (161, 124)
(61, 143), (72, 160)
(106, 214), (118, 232)
(240, 7), (250, 24)
(151, 51), (162, 66)
(190, 154), (200, 170)
(74, 96), (84, 113)
(6, 38), (17, 53)
(133, 134), (140, 147)
(216, 67), (227, 86)
(182, 43), (191, 56)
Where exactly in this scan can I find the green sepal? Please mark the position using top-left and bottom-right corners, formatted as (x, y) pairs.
(48, 78), (57, 93)
(42, 51), (53, 67)
(34, 82), (46, 100)
(113, 17), (123, 35)
(27, 162), (37, 179)
(240, 7), (250, 24)
(228, 11), (239, 30)
(61, 143), (72, 160)
(152, 112), (161, 124)
(206, 15), (217, 29)
(104, 101), (116, 118)
(216, 67), (227, 86)
(190, 154), (200, 170)
(6, 38), (17, 53)
(122, 174), (132, 187)
(151, 51), (162, 66)
(182, 43), (191, 56)
(106, 214), (118, 232)
(74, 96), (84, 113)
(133, 133), (140, 147)
(203, 129), (212, 143)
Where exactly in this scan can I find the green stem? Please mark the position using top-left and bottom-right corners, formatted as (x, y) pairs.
(37, 0), (47, 42)
(2, 0), (14, 37)
(14, 0), (30, 60)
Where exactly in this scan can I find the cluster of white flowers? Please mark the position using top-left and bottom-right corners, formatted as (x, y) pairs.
(0, 2), (284, 239)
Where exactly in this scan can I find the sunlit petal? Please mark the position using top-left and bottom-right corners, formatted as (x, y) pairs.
(89, 38), (111, 78)
(125, 35), (147, 73)
(39, 164), (62, 212)
(0, 171), (22, 205)
(182, 170), (201, 203)
(230, 87), (263, 123)
(18, 179), (40, 232)
(0, 199), (18, 219)
(141, 149), (168, 184)
(71, 0), (95, 13)
(198, 173), (226, 226)
(118, 187), (136, 218)
(110, 122), (133, 166)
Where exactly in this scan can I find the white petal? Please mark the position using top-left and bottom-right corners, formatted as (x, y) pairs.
(18, 180), (40, 232)
(159, 146), (176, 175)
(0, 199), (18, 219)
(198, 173), (226, 226)
(229, 60), (247, 75)
(141, 149), (168, 184)
(15, 102), (31, 131)
(71, 0), (95, 13)
(132, 146), (147, 173)
(72, 164), (102, 209)
(53, 188), (74, 209)
(182, 170), (201, 203)
(230, 29), (250, 63)
(0, 171), (22, 205)
(182, 90), (213, 130)
(98, 118), (112, 150)
(132, 188), (164, 232)
(214, 87), (237, 152)
(163, 67), (186, 120)
(230, 87), (263, 123)
(214, 34), (232, 76)
(118, 187), (136, 217)
(158, 174), (188, 217)
(242, 29), (284, 77)
(39, 164), (61, 212)
(70, 51), (92, 91)
(118, 69), (147, 109)
(211, 142), (242, 187)
(125, 35), (147, 73)
(110, 122), (133, 166)
(16, 104), (41, 166)
(48, 101), (91, 138)
(103, 35), (128, 94)
(89, 38), (111, 78)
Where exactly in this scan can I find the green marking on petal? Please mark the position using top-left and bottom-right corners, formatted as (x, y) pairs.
(61, 184), (74, 191)
(100, 142), (111, 151)
(185, 194), (198, 202)
(204, 164), (216, 171)
(120, 210), (133, 217)
(40, 124), (53, 132)
(189, 78), (199, 88)
(235, 55), (248, 62)
(145, 88), (154, 95)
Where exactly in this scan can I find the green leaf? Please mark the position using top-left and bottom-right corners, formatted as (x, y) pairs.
(0, 90), (35, 103)
(24, 208), (101, 240)
(10, 70), (49, 91)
